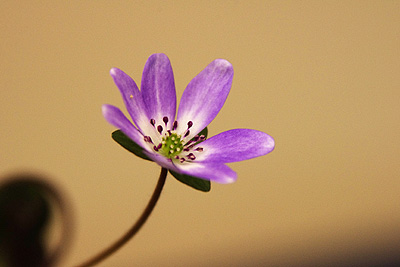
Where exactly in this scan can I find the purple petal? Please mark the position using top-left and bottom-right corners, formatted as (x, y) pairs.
(176, 162), (237, 184)
(102, 104), (151, 152)
(143, 151), (180, 172)
(193, 129), (275, 163)
(176, 59), (233, 140)
(141, 53), (177, 129)
(109, 68), (152, 135)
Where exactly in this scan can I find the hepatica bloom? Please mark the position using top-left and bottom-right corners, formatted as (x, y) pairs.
(102, 54), (274, 190)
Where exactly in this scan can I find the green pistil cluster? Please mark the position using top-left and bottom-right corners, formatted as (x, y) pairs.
(161, 133), (184, 158)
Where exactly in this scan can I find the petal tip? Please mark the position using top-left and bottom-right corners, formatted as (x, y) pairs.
(101, 104), (113, 117)
(148, 53), (170, 63)
(110, 68), (126, 80)
(153, 52), (168, 58)
(214, 59), (233, 70)
(263, 134), (275, 154)
(110, 68), (118, 76)
(224, 175), (237, 184)
(216, 58), (231, 65)
(101, 103), (109, 112)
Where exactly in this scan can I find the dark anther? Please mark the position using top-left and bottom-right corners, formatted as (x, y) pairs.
(157, 125), (163, 134)
(153, 145), (159, 151)
(193, 135), (200, 142)
(167, 130), (172, 136)
(183, 147), (190, 152)
(157, 143), (162, 149)
(186, 144), (195, 150)
(184, 130), (190, 138)
(144, 136), (153, 144)
(174, 156), (180, 159)
(163, 116), (169, 125)
(185, 140), (194, 147)
(180, 158), (186, 163)
(172, 121), (178, 130)
(199, 135), (206, 141)
(150, 119), (156, 126)
(187, 121), (193, 129)
(195, 147), (203, 152)
(187, 153), (196, 160)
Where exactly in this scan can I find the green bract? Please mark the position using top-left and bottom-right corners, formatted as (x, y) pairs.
(112, 127), (211, 192)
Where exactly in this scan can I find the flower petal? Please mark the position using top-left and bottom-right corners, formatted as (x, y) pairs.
(176, 59), (233, 140)
(141, 53), (177, 129)
(176, 162), (237, 184)
(109, 68), (152, 135)
(193, 129), (275, 163)
(102, 104), (150, 152)
(143, 151), (180, 172)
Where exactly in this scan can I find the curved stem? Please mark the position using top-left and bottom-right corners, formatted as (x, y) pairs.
(76, 168), (168, 267)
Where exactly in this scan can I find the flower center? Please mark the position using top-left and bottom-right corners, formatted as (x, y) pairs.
(160, 133), (183, 158)
(145, 117), (205, 163)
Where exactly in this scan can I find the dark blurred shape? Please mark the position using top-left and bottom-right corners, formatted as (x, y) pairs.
(0, 173), (72, 267)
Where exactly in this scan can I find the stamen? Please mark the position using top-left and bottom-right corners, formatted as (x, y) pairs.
(186, 144), (195, 150)
(184, 140), (193, 147)
(150, 119), (156, 127)
(172, 121), (178, 130)
(144, 136), (153, 144)
(174, 155), (180, 159)
(195, 147), (203, 152)
(163, 116), (169, 125)
(183, 148), (190, 152)
(199, 135), (206, 141)
(187, 153), (196, 160)
(184, 130), (190, 138)
(180, 158), (186, 163)
(193, 135), (200, 142)
(153, 145), (159, 151)
(187, 121), (193, 129)
(157, 125), (163, 134)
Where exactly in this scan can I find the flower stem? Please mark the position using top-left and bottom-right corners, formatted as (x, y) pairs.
(76, 168), (168, 267)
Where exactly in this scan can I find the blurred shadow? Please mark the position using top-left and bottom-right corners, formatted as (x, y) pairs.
(0, 173), (73, 267)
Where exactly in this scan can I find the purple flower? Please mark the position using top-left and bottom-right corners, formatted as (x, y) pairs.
(102, 54), (275, 184)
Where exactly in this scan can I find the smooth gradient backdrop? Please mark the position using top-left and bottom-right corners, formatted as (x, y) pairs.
(1, 1), (399, 266)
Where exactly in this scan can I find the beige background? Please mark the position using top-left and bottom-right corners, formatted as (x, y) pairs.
(1, 1), (399, 266)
